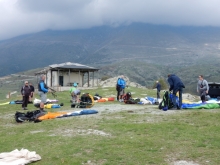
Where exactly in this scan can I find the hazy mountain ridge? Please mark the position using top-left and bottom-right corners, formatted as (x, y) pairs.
(1, 23), (220, 72)
(1, 23), (220, 94)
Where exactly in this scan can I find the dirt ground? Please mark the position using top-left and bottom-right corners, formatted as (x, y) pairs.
(7, 102), (201, 165)
(71, 103), (184, 118)
(73, 103), (201, 165)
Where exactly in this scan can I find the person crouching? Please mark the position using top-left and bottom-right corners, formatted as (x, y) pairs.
(70, 82), (81, 103)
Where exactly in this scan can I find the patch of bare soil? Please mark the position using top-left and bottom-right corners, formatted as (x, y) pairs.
(49, 128), (111, 137)
(70, 103), (184, 118)
(173, 160), (200, 165)
(30, 130), (44, 134)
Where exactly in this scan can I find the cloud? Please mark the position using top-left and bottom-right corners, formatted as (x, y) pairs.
(1, 0), (220, 41)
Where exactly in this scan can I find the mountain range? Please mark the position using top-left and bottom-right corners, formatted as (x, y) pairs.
(1, 23), (220, 93)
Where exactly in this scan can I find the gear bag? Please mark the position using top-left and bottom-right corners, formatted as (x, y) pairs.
(158, 91), (174, 110)
(15, 110), (44, 123)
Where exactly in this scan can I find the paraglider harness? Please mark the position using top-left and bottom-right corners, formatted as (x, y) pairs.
(123, 92), (139, 104)
(158, 91), (174, 110)
(15, 110), (45, 123)
(71, 93), (94, 108)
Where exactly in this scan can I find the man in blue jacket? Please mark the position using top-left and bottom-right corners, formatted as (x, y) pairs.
(38, 75), (49, 112)
(117, 75), (126, 102)
(167, 74), (185, 110)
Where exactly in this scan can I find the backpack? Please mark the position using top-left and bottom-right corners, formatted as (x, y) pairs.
(123, 92), (139, 104)
(71, 93), (94, 108)
(158, 91), (174, 110)
(15, 112), (28, 123)
(15, 110), (43, 123)
(123, 92), (132, 101)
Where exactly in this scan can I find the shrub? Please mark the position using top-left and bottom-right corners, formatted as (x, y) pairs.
(101, 75), (112, 81)
(152, 78), (168, 90)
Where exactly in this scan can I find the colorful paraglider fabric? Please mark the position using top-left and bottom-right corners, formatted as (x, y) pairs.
(182, 100), (220, 109)
(57, 110), (98, 118)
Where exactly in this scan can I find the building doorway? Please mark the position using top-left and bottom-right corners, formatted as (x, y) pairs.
(59, 76), (63, 86)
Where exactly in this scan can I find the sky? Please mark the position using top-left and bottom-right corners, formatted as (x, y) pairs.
(1, 0), (220, 41)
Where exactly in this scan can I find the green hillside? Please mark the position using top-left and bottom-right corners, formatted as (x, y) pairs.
(1, 60), (219, 100)
(1, 23), (220, 77)
(98, 60), (220, 94)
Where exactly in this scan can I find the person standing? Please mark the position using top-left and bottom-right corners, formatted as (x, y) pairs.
(167, 74), (185, 110)
(29, 83), (35, 102)
(21, 81), (31, 110)
(156, 81), (161, 100)
(38, 75), (48, 112)
(117, 75), (126, 102)
(197, 75), (209, 103)
(116, 78), (120, 101)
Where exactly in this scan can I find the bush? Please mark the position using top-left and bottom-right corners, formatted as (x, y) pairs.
(100, 75), (112, 81)
(152, 78), (168, 90)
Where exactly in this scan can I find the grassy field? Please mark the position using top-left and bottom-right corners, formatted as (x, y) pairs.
(0, 87), (220, 165)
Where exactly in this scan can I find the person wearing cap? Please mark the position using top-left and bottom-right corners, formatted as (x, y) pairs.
(70, 82), (81, 103)
(156, 81), (161, 100)
(21, 81), (31, 110)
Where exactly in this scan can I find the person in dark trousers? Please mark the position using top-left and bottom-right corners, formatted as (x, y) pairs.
(21, 81), (31, 110)
(29, 83), (35, 102)
(156, 81), (161, 100)
(38, 75), (49, 112)
(167, 74), (185, 110)
(117, 75), (126, 102)
(197, 75), (209, 103)
(116, 78), (120, 101)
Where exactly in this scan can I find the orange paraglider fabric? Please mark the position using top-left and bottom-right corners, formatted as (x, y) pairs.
(108, 97), (115, 101)
(38, 112), (67, 120)
(97, 99), (106, 102)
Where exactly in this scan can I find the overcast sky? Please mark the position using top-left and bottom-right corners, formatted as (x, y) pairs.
(1, 0), (220, 41)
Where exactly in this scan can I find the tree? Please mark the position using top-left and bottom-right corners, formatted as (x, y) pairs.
(100, 75), (112, 81)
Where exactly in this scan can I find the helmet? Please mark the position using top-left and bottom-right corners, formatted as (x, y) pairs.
(73, 82), (78, 87)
